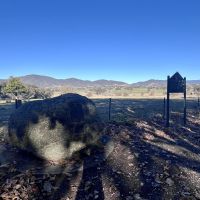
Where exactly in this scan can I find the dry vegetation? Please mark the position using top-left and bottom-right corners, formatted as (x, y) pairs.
(0, 99), (200, 200)
(52, 86), (200, 99)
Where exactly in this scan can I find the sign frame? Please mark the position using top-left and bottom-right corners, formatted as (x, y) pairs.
(166, 72), (186, 127)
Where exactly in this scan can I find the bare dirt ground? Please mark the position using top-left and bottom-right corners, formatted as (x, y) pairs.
(0, 99), (200, 200)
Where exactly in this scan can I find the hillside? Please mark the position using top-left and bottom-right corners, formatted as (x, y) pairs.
(20, 75), (200, 88)
(1, 74), (199, 89)
(18, 75), (128, 88)
(131, 79), (166, 87)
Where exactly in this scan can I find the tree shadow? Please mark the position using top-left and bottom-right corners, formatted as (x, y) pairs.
(96, 106), (200, 199)
(75, 146), (105, 200)
(1, 98), (200, 199)
(119, 133), (165, 200)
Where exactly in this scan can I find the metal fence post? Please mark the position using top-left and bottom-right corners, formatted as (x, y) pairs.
(109, 98), (111, 121)
(166, 76), (170, 127)
(183, 78), (186, 125)
(163, 97), (166, 119)
(15, 99), (22, 109)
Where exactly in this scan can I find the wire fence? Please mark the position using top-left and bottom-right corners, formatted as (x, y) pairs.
(0, 97), (199, 125)
(93, 98), (200, 123)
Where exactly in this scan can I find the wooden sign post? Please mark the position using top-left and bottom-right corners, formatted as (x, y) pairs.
(166, 72), (186, 127)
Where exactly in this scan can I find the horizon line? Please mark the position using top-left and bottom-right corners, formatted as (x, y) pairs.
(0, 73), (199, 84)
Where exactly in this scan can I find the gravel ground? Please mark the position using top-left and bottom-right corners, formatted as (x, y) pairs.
(0, 102), (200, 200)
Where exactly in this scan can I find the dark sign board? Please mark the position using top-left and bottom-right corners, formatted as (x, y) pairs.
(168, 72), (186, 93)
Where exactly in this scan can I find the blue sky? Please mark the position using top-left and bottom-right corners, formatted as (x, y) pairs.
(0, 0), (200, 83)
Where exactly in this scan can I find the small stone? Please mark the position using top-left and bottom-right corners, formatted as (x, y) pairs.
(155, 178), (162, 184)
(134, 153), (139, 158)
(84, 181), (91, 191)
(134, 193), (142, 200)
(127, 155), (134, 160)
(166, 178), (174, 186)
(182, 191), (191, 196)
(195, 191), (200, 199)
(164, 171), (169, 176)
(155, 174), (162, 184)
(15, 184), (21, 190)
(50, 176), (56, 181)
(43, 181), (52, 193)
(126, 196), (133, 200)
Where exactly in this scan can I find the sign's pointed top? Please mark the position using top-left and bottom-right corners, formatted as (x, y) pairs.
(168, 72), (186, 93)
(171, 72), (183, 80)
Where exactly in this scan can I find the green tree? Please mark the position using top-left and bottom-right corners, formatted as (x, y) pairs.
(0, 85), (2, 94)
(4, 77), (27, 98)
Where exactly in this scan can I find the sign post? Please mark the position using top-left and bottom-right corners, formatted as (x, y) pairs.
(166, 72), (186, 127)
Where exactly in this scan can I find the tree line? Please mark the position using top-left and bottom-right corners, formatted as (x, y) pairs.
(0, 77), (52, 100)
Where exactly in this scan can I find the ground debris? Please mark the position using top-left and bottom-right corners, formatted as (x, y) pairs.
(0, 101), (200, 200)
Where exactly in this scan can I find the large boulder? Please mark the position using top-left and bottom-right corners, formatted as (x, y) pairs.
(8, 94), (102, 162)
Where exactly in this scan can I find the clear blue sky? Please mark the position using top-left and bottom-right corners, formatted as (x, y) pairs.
(0, 0), (200, 83)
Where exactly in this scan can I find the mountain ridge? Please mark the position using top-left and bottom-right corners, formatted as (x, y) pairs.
(0, 74), (199, 88)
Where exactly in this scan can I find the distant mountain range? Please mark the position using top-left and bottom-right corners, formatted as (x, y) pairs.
(0, 74), (200, 88)
(0, 75), (128, 88)
(131, 79), (166, 87)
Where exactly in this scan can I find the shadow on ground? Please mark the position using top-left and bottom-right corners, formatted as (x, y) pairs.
(0, 100), (200, 200)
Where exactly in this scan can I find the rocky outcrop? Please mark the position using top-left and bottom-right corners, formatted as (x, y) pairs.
(8, 94), (102, 162)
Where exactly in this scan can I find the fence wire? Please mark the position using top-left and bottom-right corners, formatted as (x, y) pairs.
(93, 98), (199, 123)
